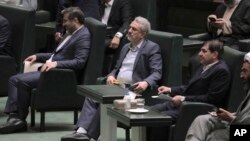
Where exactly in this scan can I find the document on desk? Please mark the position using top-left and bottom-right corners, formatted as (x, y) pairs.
(152, 94), (172, 101)
(23, 61), (44, 73)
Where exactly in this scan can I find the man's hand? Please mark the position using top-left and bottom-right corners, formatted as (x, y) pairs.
(55, 32), (63, 42)
(133, 81), (148, 94)
(158, 86), (171, 94)
(208, 14), (217, 22)
(106, 75), (116, 85)
(211, 18), (225, 29)
(109, 36), (121, 49)
(40, 61), (57, 72)
(171, 95), (185, 107)
(216, 108), (235, 122)
(24, 55), (37, 64)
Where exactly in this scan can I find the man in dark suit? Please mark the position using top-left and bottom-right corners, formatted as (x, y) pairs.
(61, 16), (162, 141)
(55, 0), (101, 41)
(0, 14), (13, 57)
(185, 52), (250, 141)
(206, 0), (250, 49)
(151, 40), (231, 121)
(0, 7), (90, 134)
(100, 0), (133, 75)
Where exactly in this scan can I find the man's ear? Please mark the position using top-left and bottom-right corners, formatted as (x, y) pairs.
(213, 51), (219, 59)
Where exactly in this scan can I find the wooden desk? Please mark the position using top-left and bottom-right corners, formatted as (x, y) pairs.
(77, 85), (127, 141)
(107, 106), (173, 141)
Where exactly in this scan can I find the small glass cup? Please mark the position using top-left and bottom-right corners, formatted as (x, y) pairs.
(136, 98), (145, 109)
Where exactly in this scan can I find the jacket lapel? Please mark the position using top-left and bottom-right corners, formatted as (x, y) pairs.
(108, 0), (117, 23)
(133, 40), (146, 71)
(117, 45), (129, 69)
(55, 27), (82, 54)
(187, 61), (221, 88)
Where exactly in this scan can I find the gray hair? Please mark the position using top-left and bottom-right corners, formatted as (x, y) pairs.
(134, 16), (151, 34)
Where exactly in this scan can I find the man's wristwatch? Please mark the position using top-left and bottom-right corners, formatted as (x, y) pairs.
(115, 33), (123, 38)
(180, 96), (185, 102)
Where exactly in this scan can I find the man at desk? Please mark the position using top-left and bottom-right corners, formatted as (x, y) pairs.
(152, 40), (231, 121)
(0, 7), (90, 134)
(148, 40), (231, 141)
(185, 52), (250, 141)
(61, 16), (162, 141)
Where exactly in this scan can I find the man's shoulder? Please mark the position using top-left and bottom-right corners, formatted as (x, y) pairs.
(213, 60), (230, 72)
(76, 26), (91, 37)
(143, 39), (160, 49)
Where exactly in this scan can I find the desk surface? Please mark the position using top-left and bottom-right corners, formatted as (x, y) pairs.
(77, 85), (126, 104)
(107, 106), (173, 127)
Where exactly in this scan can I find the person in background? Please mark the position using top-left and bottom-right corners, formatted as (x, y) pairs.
(185, 52), (250, 141)
(100, 0), (133, 75)
(206, 0), (250, 49)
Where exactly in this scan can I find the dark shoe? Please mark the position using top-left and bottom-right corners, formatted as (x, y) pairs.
(0, 117), (27, 134)
(61, 132), (90, 141)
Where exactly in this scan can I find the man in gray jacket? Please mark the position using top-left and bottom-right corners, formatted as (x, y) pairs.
(61, 16), (162, 141)
(185, 52), (250, 141)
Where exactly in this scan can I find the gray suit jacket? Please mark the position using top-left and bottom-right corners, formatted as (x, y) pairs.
(36, 26), (90, 72)
(109, 39), (162, 87)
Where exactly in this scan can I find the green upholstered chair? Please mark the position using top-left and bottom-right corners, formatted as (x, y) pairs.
(30, 17), (106, 131)
(0, 4), (36, 97)
(168, 46), (245, 141)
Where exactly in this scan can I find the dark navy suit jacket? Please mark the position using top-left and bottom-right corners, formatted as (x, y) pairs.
(171, 60), (231, 107)
(100, 0), (133, 38)
(36, 26), (90, 73)
(109, 39), (162, 87)
(0, 15), (12, 56)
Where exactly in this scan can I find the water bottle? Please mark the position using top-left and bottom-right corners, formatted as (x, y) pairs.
(124, 89), (131, 110)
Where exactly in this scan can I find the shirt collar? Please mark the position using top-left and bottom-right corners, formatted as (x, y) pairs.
(203, 60), (219, 72)
(106, 0), (114, 7)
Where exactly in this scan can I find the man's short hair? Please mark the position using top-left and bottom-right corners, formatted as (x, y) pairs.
(134, 16), (151, 34)
(204, 40), (224, 59)
(62, 7), (85, 24)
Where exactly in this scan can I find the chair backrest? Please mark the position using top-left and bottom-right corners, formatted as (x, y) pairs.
(143, 30), (182, 106)
(0, 4), (36, 72)
(222, 46), (245, 111)
(79, 17), (106, 85)
(148, 30), (183, 86)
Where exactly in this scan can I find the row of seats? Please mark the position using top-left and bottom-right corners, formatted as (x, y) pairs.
(0, 1), (248, 141)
